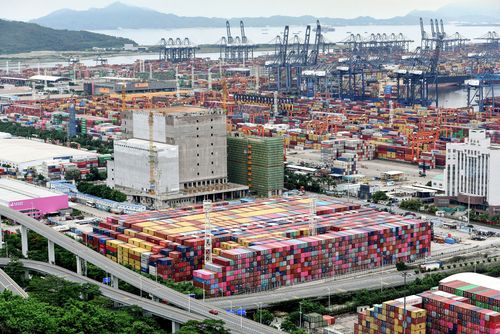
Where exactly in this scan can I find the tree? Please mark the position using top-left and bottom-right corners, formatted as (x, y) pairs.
(178, 320), (230, 334)
(65, 169), (81, 181)
(77, 182), (127, 202)
(371, 191), (389, 203)
(3, 259), (28, 287)
(400, 199), (423, 211)
(396, 261), (408, 271)
(281, 319), (298, 333)
(253, 309), (274, 325)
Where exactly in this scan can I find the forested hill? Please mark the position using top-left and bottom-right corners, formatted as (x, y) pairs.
(0, 19), (135, 54)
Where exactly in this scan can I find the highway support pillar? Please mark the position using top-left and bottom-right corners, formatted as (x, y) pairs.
(76, 256), (82, 275)
(0, 215), (3, 250)
(111, 275), (119, 289)
(171, 321), (181, 333)
(48, 240), (55, 264)
(20, 225), (28, 258)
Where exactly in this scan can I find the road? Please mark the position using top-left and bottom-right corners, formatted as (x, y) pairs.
(71, 203), (115, 219)
(0, 267), (28, 298)
(208, 243), (500, 310)
(0, 206), (282, 334)
(341, 197), (500, 234)
(0, 258), (203, 324)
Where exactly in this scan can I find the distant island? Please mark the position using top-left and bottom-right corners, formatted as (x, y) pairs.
(30, 1), (499, 31)
(0, 19), (136, 54)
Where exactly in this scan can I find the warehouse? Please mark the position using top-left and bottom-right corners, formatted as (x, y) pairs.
(85, 196), (431, 296)
(0, 178), (68, 218)
(0, 138), (98, 175)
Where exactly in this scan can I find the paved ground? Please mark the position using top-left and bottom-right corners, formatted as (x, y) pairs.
(70, 203), (113, 220)
(286, 148), (442, 188)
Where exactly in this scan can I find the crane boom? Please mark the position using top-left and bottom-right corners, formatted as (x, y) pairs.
(226, 21), (233, 44)
(240, 21), (247, 44)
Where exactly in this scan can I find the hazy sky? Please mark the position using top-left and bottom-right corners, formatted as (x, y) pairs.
(0, 0), (471, 21)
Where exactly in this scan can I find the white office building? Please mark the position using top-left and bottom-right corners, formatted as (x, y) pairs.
(443, 129), (500, 215)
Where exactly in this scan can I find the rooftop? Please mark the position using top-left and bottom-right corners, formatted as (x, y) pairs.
(0, 138), (97, 165)
(29, 75), (70, 82)
(440, 273), (500, 291)
(130, 105), (212, 114)
(0, 178), (64, 205)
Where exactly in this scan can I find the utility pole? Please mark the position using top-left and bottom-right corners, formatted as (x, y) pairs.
(401, 272), (410, 332)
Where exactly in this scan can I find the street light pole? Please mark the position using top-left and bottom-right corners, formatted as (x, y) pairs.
(326, 287), (331, 309)
(239, 307), (243, 328)
(401, 272), (410, 331)
(299, 302), (303, 329)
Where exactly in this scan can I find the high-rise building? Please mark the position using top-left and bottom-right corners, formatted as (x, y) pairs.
(440, 129), (500, 216)
(227, 135), (284, 197)
(112, 106), (248, 208)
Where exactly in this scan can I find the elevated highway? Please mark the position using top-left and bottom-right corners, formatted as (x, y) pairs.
(0, 206), (282, 334)
(0, 258), (203, 329)
(0, 267), (28, 298)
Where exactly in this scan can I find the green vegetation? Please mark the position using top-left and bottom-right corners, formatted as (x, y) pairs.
(0, 18), (135, 54)
(399, 199), (423, 211)
(0, 275), (167, 334)
(470, 210), (500, 224)
(178, 320), (230, 334)
(396, 261), (409, 271)
(87, 167), (107, 181)
(77, 182), (127, 202)
(65, 169), (81, 181)
(0, 121), (113, 153)
(284, 169), (323, 193)
(371, 191), (389, 203)
(253, 309), (275, 326)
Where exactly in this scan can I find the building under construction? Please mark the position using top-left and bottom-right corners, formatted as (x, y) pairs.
(109, 106), (248, 208)
(227, 135), (284, 197)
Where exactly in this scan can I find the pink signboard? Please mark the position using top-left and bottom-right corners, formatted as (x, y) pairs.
(8, 195), (68, 215)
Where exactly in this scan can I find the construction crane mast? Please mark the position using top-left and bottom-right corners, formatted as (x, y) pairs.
(203, 200), (213, 265)
(148, 110), (157, 196)
(309, 197), (317, 236)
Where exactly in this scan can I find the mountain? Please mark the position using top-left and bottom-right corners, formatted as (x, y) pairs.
(0, 19), (136, 54)
(31, 1), (499, 30)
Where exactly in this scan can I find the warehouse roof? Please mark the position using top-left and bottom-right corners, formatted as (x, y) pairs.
(29, 75), (70, 82)
(0, 178), (64, 205)
(130, 106), (209, 114)
(0, 139), (97, 165)
(440, 273), (500, 291)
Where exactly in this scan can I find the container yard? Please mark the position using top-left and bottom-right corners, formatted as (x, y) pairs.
(355, 273), (500, 334)
(82, 196), (431, 296)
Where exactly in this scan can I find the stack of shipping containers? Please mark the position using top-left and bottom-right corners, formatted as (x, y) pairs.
(355, 280), (500, 333)
(82, 197), (431, 296)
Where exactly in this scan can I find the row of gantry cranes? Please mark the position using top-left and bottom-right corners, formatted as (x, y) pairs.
(156, 18), (498, 110)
